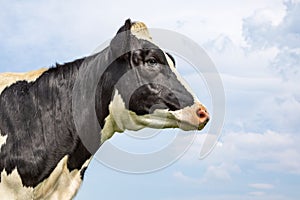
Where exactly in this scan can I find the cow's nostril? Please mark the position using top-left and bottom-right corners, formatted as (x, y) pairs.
(196, 108), (209, 122)
(197, 111), (206, 118)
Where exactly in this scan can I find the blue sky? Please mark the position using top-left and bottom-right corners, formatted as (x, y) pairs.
(1, 0), (300, 199)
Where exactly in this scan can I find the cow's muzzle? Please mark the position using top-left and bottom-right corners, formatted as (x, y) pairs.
(170, 102), (210, 130)
(196, 104), (210, 127)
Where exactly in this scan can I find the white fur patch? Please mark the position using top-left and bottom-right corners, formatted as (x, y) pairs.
(34, 155), (91, 200)
(101, 90), (144, 143)
(0, 68), (47, 94)
(0, 168), (33, 200)
(131, 22), (152, 42)
(0, 132), (7, 152)
(0, 155), (91, 200)
(170, 102), (207, 130)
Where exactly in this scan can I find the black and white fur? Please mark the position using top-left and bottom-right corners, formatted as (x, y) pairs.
(0, 19), (209, 199)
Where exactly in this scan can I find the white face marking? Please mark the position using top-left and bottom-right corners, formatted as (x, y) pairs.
(0, 155), (91, 200)
(0, 68), (47, 94)
(164, 52), (198, 103)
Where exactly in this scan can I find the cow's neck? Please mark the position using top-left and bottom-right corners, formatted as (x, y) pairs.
(94, 56), (131, 143)
(32, 57), (94, 176)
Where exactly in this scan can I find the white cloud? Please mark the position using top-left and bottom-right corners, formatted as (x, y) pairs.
(202, 162), (241, 182)
(208, 62), (300, 133)
(223, 131), (300, 175)
(242, 1), (300, 48)
(272, 47), (300, 81)
(243, 0), (300, 81)
(0, 0), (287, 71)
(173, 171), (203, 184)
(200, 1), (300, 134)
(249, 183), (275, 190)
(170, 130), (299, 200)
(178, 130), (300, 176)
(248, 191), (266, 196)
(203, 34), (278, 77)
(173, 162), (240, 186)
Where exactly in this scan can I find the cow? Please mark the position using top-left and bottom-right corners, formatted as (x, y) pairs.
(0, 19), (209, 199)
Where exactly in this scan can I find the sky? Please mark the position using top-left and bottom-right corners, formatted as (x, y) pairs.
(1, 0), (300, 199)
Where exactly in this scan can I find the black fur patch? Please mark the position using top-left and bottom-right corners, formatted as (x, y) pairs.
(80, 167), (88, 180)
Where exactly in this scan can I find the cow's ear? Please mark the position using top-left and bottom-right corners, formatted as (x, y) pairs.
(110, 19), (132, 58)
(166, 52), (176, 68)
(116, 19), (132, 33)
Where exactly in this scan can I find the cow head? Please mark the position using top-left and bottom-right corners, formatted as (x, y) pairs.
(96, 19), (209, 143)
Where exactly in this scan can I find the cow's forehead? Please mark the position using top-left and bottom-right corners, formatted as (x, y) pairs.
(130, 21), (175, 67)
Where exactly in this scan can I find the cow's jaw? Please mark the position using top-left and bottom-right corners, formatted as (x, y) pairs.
(100, 90), (207, 144)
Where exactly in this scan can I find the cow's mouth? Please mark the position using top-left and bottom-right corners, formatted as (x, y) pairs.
(131, 105), (209, 131)
(131, 110), (193, 130)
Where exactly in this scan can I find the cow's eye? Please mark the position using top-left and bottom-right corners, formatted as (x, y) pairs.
(147, 58), (158, 66)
